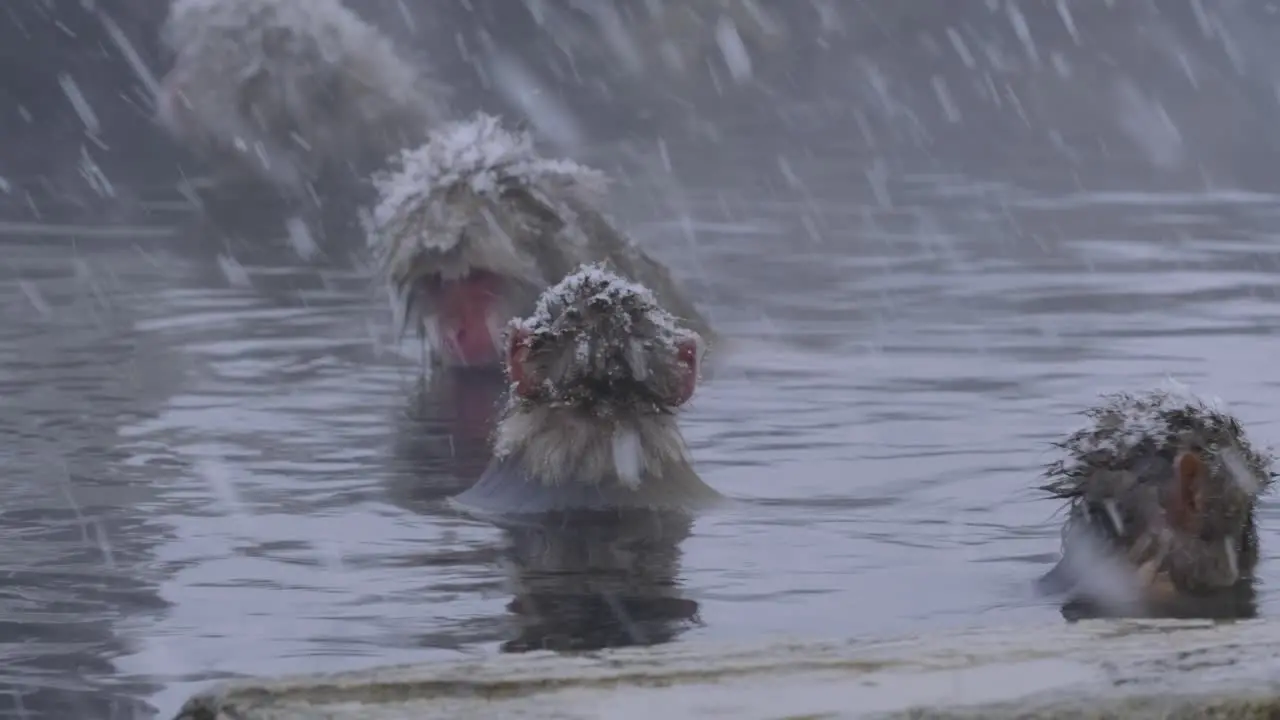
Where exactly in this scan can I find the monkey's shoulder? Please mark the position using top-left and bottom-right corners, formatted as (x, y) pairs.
(451, 454), (722, 519)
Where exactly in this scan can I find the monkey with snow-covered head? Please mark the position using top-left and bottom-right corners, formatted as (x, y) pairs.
(367, 112), (713, 370)
(449, 264), (722, 518)
(1039, 388), (1273, 618)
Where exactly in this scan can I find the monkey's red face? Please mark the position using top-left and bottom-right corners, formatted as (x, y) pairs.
(422, 270), (511, 369)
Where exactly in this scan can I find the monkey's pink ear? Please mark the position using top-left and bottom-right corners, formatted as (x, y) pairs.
(672, 336), (701, 406)
(1169, 451), (1207, 533)
(505, 326), (536, 397)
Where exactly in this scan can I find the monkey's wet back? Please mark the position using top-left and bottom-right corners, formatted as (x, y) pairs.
(7, 176), (1280, 717)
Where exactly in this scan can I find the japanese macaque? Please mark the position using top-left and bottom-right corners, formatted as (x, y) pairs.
(156, 0), (442, 202)
(1038, 388), (1273, 619)
(449, 265), (722, 518)
(498, 509), (699, 653)
(366, 112), (714, 371)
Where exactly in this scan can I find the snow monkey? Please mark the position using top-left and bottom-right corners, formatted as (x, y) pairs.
(366, 112), (713, 370)
(1039, 388), (1272, 618)
(450, 264), (722, 517)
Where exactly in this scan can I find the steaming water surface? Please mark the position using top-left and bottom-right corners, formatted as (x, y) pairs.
(3, 145), (1280, 718)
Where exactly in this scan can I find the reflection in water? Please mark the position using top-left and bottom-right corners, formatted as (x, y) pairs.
(494, 510), (700, 654)
(409, 369), (508, 450)
(385, 370), (506, 513)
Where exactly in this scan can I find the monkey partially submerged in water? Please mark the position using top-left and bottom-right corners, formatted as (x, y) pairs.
(157, 0), (441, 211)
(449, 264), (722, 517)
(1038, 388), (1274, 618)
(367, 112), (713, 370)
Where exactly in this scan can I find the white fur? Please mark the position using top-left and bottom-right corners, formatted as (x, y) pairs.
(494, 407), (690, 489)
(611, 426), (644, 489)
(1224, 537), (1239, 580)
(368, 113), (608, 275)
(1102, 499), (1124, 536)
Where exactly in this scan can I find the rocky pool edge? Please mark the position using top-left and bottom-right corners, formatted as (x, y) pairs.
(172, 617), (1280, 719)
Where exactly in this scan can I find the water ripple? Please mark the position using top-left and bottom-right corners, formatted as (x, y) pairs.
(5, 169), (1280, 717)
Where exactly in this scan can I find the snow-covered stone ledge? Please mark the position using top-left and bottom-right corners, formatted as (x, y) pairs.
(173, 618), (1280, 720)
